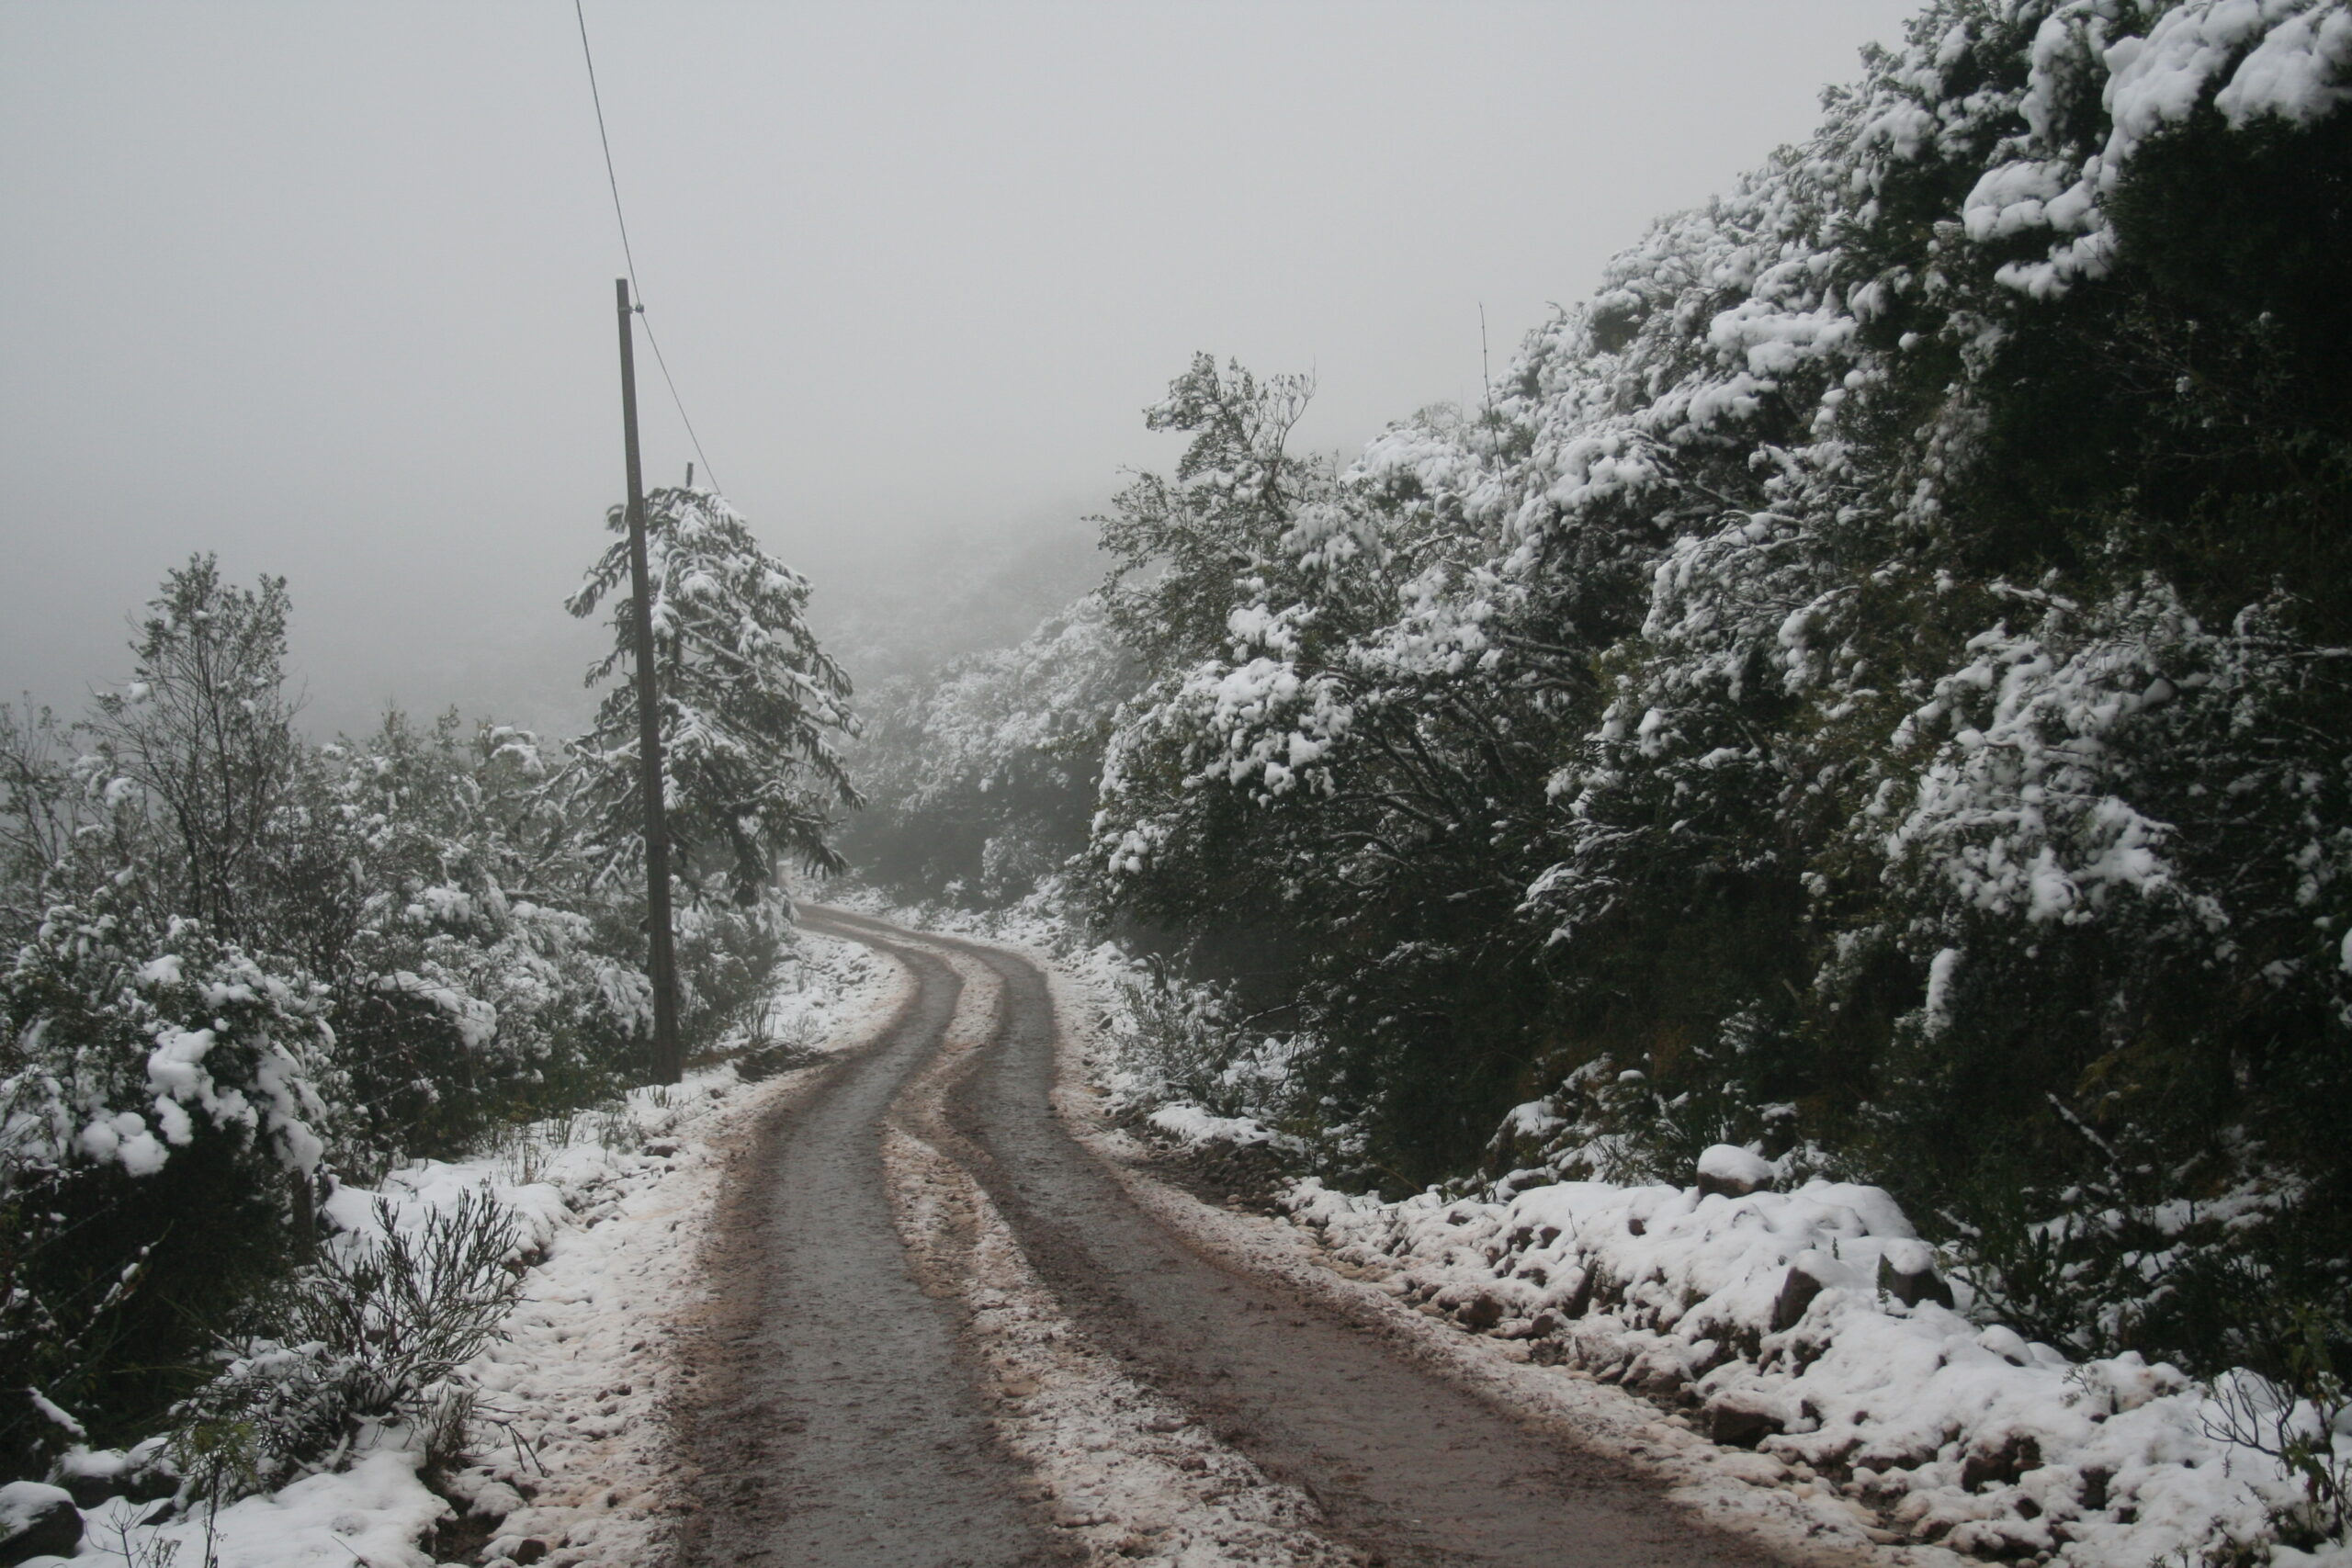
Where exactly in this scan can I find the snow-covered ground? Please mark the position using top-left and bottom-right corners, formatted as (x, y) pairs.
(842, 886), (2352, 1568)
(45, 930), (901, 1568)
(877, 939), (1348, 1567)
(1280, 1170), (2351, 1568)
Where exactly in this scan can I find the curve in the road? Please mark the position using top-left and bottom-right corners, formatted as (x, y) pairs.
(674, 933), (1069, 1568)
(815, 908), (1792, 1568)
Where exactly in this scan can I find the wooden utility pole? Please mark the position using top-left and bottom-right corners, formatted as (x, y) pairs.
(615, 276), (683, 1084)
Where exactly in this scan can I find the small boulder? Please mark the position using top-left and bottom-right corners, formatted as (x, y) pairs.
(1455, 1292), (1504, 1332)
(1630, 1359), (1685, 1397)
(1961, 1433), (2041, 1492)
(0, 1482), (83, 1566)
(441, 1467), (526, 1522)
(1876, 1239), (1954, 1309)
(1705, 1393), (1785, 1450)
(1695, 1145), (1773, 1200)
(56, 1438), (175, 1508)
(1770, 1261), (1826, 1333)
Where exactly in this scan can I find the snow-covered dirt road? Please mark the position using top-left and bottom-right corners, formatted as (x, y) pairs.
(678, 908), (1806, 1568)
(671, 919), (1070, 1566)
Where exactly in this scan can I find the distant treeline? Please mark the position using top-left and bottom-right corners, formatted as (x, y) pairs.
(850, 0), (2352, 1382)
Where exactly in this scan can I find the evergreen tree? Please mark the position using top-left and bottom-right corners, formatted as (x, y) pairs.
(567, 486), (861, 904)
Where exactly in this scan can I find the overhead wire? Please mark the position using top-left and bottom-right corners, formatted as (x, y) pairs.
(572, 0), (721, 496)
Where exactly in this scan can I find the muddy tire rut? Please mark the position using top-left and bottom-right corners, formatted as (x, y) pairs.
(671, 931), (1068, 1567)
(674, 908), (1805, 1567)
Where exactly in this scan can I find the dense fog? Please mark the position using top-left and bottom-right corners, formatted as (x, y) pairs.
(3, 1), (1911, 733)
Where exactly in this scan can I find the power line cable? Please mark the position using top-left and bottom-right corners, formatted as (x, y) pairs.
(636, 317), (718, 497)
(572, 0), (721, 495)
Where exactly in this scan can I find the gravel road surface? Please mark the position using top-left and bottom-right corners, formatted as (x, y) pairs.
(673, 928), (1071, 1567)
(752, 908), (1795, 1568)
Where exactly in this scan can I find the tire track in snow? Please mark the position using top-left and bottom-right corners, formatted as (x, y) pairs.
(808, 908), (1796, 1568)
(870, 927), (1354, 1567)
(672, 926), (1070, 1567)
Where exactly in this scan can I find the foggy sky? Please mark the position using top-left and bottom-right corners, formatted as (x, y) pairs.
(1, 1), (1918, 736)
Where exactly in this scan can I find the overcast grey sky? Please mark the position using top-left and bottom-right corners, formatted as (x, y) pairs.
(1, 1), (1917, 734)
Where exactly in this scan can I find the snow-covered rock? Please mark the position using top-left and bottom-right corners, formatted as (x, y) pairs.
(0, 1482), (81, 1565)
(1694, 1143), (1773, 1199)
(1284, 1171), (2346, 1565)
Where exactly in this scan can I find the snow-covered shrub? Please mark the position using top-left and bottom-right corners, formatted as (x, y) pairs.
(1483, 1045), (1818, 1196)
(299, 707), (804, 1161)
(671, 892), (796, 1063)
(2205, 1304), (2352, 1551)
(170, 1190), (524, 1501)
(0, 901), (334, 1474)
(1845, 578), (2352, 1363)
(0, 549), (828, 1474)
(1084, 365), (1570, 1179)
(1108, 959), (1310, 1126)
(1056, 0), (2352, 1384)
(297, 711), (656, 1165)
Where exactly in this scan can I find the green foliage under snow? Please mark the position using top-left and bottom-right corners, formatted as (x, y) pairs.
(857, 0), (2352, 1403)
(1, 483), (855, 1485)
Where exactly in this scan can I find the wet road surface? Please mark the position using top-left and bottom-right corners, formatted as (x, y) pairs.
(761, 908), (1792, 1568)
(673, 928), (1070, 1568)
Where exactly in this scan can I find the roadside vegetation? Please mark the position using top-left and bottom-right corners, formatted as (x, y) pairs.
(849, 0), (2352, 1527)
(0, 487), (854, 1520)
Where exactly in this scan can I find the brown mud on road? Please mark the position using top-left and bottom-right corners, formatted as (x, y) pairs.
(804, 908), (1804, 1568)
(669, 930), (1073, 1568)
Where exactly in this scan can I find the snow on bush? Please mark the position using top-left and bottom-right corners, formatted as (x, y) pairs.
(3, 912), (333, 1188)
(0, 906), (338, 1473)
(169, 1188), (530, 1503)
(1976, 0), (2352, 297)
(1055, 0), (2352, 1394)
(62, 1064), (763, 1568)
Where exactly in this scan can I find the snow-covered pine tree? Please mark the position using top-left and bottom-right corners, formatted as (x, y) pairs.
(567, 486), (860, 904)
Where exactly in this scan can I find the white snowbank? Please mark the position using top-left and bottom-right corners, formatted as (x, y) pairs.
(1147, 1104), (1279, 1148)
(78, 1451), (447, 1568)
(1284, 1169), (2352, 1566)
